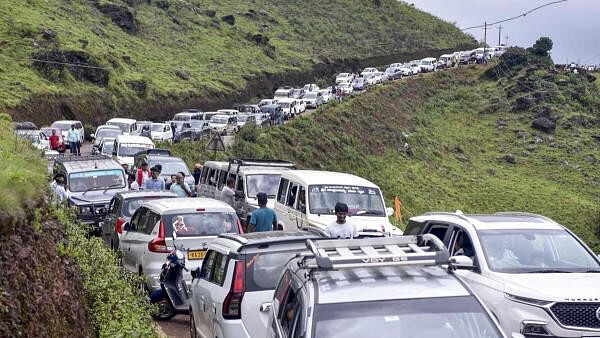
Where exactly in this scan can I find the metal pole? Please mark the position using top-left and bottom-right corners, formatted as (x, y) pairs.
(498, 25), (502, 46)
(484, 21), (487, 47)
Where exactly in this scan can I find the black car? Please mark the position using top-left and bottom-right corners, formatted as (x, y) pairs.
(52, 155), (128, 234)
(171, 120), (210, 142)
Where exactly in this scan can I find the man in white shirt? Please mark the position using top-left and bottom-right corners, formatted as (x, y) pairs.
(324, 202), (358, 239)
(220, 178), (235, 207)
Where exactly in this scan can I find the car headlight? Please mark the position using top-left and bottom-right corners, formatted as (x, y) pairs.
(78, 206), (93, 215)
(504, 293), (552, 307)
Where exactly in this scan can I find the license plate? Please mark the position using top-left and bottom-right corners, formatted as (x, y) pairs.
(188, 250), (206, 260)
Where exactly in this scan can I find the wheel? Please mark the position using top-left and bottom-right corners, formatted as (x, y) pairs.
(190, 311), (198, 338)
(152, 298), (176, 321)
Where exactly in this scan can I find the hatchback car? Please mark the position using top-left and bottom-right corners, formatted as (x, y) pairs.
(189, 230), (325, 338)
(119, 198), (242, 290)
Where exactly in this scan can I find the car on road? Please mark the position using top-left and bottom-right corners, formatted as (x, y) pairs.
(360, 67), (379, 77)
(53, 155), (128, 234)
(236, 114), (257, 129)
(112, 135), (155, 167)
(209, 115), (238, 135)
(437, 54), (455, 68)
(15, 123), (49, 151)
(274, 87), (293, 100)
(236, 104), (262, 115)
(493, 45), (507, 57)
(407, 211), (600, 338)
(276, 98), (299, 119)
(51, 120), (85, 145)
(384, 67), (403, 81)
(351, 77), (369, 91)
(189, 230), (325, 338)
(92, 125), (122, 154)
(98, 137), (116, 156)
(302, 83), (319, 92)
(302, 91), (324, 108)
(365, 72), (382, 85)
(106, 118), (138, 135)
(119, 198), (242, 291)
(217, 109), (240, 117)
(335, 72), (354, 84)
(132, 149), (195, 191)
(258, 99), (277, 107)
(289, 88), (305, 99)
(268, 236), (516, 338)
(173, 110), (204, 121)
(102, 191), (177, 250)
(294, 99), (306, 113)
(338, 82), (353, 95)
(319, 89), (332, 103)
(419, 57), (437, 72)
(149, 123), (173, 142)
(172, 120), (210, 142)
(261, 104), (284, 125)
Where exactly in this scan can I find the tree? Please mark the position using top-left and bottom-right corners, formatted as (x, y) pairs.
(532, 37), (553, 57)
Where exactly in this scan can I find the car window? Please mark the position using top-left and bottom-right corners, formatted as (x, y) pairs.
(200, 250), (217, 280)
(200, 167), (209, 184)
(277, 179), (289, 204)
(130, 207), (144, 232)
(286, 183), (299, 208)
(279, 288), (300, 338)
(449, 229), (476, 260)
(245, 250), (301, 292)
(142, 211), (161, 235)
(427, 224), (449, 242)
(211, 253), (229, 286)
(404, 221), (424, 236)
(218, 170), (227, 189)
(136, 208), (150, 233)
(107, 197), (118, 215)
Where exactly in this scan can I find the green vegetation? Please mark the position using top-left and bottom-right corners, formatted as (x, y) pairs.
(53, 207), (157, 338)
(1, 0), (474, 123)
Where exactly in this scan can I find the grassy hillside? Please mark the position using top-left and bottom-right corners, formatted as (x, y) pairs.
(0, 0), (474, 125)
(172, 51), (600, 251)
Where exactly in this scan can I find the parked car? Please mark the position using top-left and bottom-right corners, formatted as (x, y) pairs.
(51, 120), (85, 145)
(216, 109), (240, 117)
(102, 191), (177, 250)
(437, 54), (455, 68)
(419, 57), (437, 72)
(273, 88), (293, 100)
(352, 77), (369, 91)
(407, 211), (600, 338)
(365, 72), (383, 85)
(132, 150), (195, 191)
(261, 104), (284, 125)
(276, 98), (299, 119)
(112, 135), (155, 167)
(258, 99), (277, 107)
(173, 109), (204, 121)
(268, 236), (515, 338)
(136, 121), (153, 137)
(302, 83), (319, 92)
(92, 125), (122, 154)
(16, 124), (49, 151)
(360, 67), (379, 76)
(302, 91), (324, 108)
(173, 121), (210, 142)
(335, 72), (354, 84)
(209, 115), (238, 135)
(236, 114), (257, 129)
(236, 104), (262, 115)
(150, 123), (173, 142)
(338, 82), (353, 95)
(289, 88), (305, 99)
(119, 198), (243, 291)
(98, 137), (116, 156)
(106, 118), (138, 135)
(319, 89), (332, 103)
(295, 99), (306, 113)
(408, 62), (421, 75)
(189, 230), (325, 338)
(493, 45), (507, 57)
(384, 67), (403, 80)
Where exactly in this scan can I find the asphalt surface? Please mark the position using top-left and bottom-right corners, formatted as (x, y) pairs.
(158, 315), (190, 338)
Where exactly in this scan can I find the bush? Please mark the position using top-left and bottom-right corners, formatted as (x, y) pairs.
(52, 207), (157, 338)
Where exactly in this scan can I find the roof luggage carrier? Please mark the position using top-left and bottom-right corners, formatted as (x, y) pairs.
(227, 158), (296, 174)
(301, 234), (449, 270)
(135, 148), (172, 157)
(53, 154), (110, 163)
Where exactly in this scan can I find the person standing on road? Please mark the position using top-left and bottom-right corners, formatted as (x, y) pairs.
(325, 202), (358, 239)
(49, 129), (61, 151)
(220, 178), (236, 207)
(143, 166), (165, 191)
(128, 173), (139, 190)
(67, 124), (80, 155)
(248, 192), (277, 232)
(192, 163), (203, 185)
(170, 122), (177, 141)
(136, 162), (150, 187)
(170, 172), (192, 197)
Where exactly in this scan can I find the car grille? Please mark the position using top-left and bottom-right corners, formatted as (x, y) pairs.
(550, 302), (600, 329)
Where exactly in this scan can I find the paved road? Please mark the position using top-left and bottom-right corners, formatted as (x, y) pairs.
(158, 315), (190, 338)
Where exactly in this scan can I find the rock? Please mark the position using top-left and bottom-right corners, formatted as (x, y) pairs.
(175, 69), (190, 80)
(96, 3), (138, 34)
(246, 33), (269, 45)
(456, 154), (469, 163)
(168, 12), (182, 25)
(41, 28), (57, 40)
(486, 168), (496, 176)
(513, 96), (533, 111)
(592, 135), (600, 143)
(121, 54), (133, 65)
(210, 20), (221, 29)
(526, 145), (537, 152)
(532, 135), (543, 144)
(531, 117), (556, 133)
(92, 26), (106, 37)
(496, 118), (508, 129)
(453, 145), (464, 154)
(221, 14), (235, 25)
(31, 50), (109, 86)
(245, 9), (257, 19)
(515, 129), (528, 140)
(503, 154), (517, 164)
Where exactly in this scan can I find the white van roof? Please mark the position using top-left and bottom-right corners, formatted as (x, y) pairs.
(280, 170), (379, 188)
(277, 98), (296, 103)
(421, 57), (437, 61)
(217, 109), (239, 115)
(116, 135), (154, 145)
(107, 118), (137, 124)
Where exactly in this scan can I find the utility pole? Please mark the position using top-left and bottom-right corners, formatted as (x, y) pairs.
(497, 25), (502, 46)
(483, 21), (487, 47)
(505, 34), (510, 46)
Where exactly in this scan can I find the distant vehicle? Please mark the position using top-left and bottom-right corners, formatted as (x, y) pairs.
(419, 57), (437, 72)
(51, 120), (85, 145)
(364, 73), (382, 85)
(261, 104), (284, 125)
(397, 64), (413, 76)
(493, 45), (507, 57)
(360, 67), (379, 76)
(302, 91), (324, 108)
(319, 89), (332, 103)
(133, 151), (195, 191)
(335, 72), (354, 84)
(273, 88), (293, 100)
(407, 61), (421, 75)
(172, 109), (204, 121)
(384, 67), (402, 81)
(352, 77), (369, 91)
(295, 99), (306, 113)
(258, 99), (277, 107)
(106, 118), (137, 135)
(236, 114), (257, 128)
(112, 135), (155, 167)
(437, 54), (455, 68)
(236, 104), (262, 115)
(276, 98), (299, 119)
(92, 125), (122, 154)
(150, 123), (173, 142)
(302, 83), (319, 92)
(289, 88), (305, 99)
(209, 114), (238, 135)
(217, 109), (240, 116)
(338, 82), (353, 95)
(16, 127), (49, 151)
(98, 137), (116, 156)
(173, 121), (210, 142)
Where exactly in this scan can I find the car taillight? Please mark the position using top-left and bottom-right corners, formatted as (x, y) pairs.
(148, 221), (169, 253)
(116, 217), (126, 234)
(222, 261), (245, 319)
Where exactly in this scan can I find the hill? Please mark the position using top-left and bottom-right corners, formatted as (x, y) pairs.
(0, 0), (474, 125)
(173, 47), (600, 251)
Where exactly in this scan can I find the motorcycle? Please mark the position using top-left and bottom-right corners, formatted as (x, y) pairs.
(149, 230), (191, 320)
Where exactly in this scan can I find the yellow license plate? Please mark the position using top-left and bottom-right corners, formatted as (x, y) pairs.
(188, 250), (207, 260)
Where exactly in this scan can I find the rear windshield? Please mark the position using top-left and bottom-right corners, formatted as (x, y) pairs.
(122, 196), (176, 217)
(245, 250), (301, 292)
(162, 212), (239, 237)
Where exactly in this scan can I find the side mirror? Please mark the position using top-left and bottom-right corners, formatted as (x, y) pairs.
(386, 207), (394, 217)
(449, 255), (475, 270)
(123, 222), (131, 232)
(191, 267), (200, 280)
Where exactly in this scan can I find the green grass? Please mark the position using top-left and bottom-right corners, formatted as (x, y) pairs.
(0, 0), (474, 122)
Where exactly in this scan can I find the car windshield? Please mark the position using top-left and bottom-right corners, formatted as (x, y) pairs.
(69, 169), (125, 192)
(211, 117), (227, 124)
(304, 93), (317, 99)
(245, 250), (302, 291)
(240, 106), (255, 113)
(308, 184), (385, 216)
(118, 143), (153, 157)
(122, 196), (176, 217)
(101, 141), (115, 154)
(51, 122), (72, 131)
(173, 115), (190, 121)
(151, 124), (166, 132)
(478, 229), (600, 273)
(246, 174), (281, 198)
(97, 129), (122, 140)
(107, 122), (133, 133)
(314, 297), (502, 338)
(153, 160), (189, 176)
(163, 212), (239, 237)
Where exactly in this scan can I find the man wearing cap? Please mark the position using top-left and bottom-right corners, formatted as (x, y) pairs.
(248, 192), (277, 232)
(143, 166), (165, 191)
(324, 202), (358, 239)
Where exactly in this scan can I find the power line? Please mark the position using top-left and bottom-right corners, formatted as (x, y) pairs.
(461, 0), (568, 31)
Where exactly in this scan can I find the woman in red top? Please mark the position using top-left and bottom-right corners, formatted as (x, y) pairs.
(49, 130), (61, 151)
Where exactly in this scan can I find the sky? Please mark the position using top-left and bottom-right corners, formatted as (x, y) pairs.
(407, 0), (600, 64)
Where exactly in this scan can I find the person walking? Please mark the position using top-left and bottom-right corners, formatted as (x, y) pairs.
(324, 202), (358, 239)
(49, 129), (61, 151)
(170, 172), (192, 197)
(143, 166), (165, 191)
(67, 124), (80, 155)
(248, 192), (277, 232)
(220, 178), (235, 207)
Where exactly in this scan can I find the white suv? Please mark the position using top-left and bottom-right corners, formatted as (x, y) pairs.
(407, 211), (600, 338)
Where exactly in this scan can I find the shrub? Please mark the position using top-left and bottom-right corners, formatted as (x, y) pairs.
(52, 207), (157, 338)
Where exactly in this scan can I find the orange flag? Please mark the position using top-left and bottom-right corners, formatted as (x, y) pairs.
(394, 196), (402, 222)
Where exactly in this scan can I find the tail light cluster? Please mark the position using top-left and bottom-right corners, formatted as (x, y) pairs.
(223, 261), (245, 319)
(116, 217), (126, 234)
(148, 221), (170, 253)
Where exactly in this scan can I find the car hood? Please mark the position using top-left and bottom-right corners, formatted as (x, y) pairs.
(497, 273), (600, 302)
(69, 190), (122, 205)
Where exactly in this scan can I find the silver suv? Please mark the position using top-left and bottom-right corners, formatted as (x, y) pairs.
(189, 230), (324, 338)
(267, 235), (524, 338)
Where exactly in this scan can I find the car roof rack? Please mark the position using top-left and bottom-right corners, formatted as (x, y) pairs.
(135, 148), (172, 157)
(54, 154), (111, 163)
(227, 158), (296, 174)
(301, 234), (449, 270)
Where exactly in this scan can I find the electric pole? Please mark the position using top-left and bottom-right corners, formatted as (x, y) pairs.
(497, 25), (502, 46)
(483, 21), (487, 48)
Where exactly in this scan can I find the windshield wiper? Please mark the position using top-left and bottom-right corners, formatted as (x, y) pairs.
(355, 210), (384, 216)
(523, 269), (574, 273)
(103, 183), (124, 193)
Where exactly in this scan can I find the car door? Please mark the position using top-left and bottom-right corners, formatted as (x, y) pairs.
(193, 249), (217, 338)
(270, 271), (292, 338)
(284, 182), (302, 230)
(129, 207), (151, 273)
(120, 208), (143, 271)
(103, 196), (119, 246)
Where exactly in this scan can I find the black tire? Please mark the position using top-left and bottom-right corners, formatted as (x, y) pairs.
(152, 298), (176, 321)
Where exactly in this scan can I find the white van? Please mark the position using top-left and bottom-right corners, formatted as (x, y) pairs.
(112, 135), (154, 166)
(276, 98), (298, 118)
(51, 119), (85, 144)
(274, 170), (400, 236)
(106, 118), (137, 135)
(419, 57), (437, 72)
(273, 88), (292, 100)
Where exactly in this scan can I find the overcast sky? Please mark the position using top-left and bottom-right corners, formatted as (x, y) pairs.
(407, 0), (600, 64)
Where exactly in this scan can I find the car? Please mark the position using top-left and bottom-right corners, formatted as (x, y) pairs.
(274, 170), (399, 236)
(102, 191), (177, 250)
(338, 82), (353, 95)
(437, 54), (455, 68)
(209, 115), (238, 135)
(459, 50), (476, 64)
(52, 155), (128, 233)
(236, 104), (262, 115)
(302, 83), (319, 92)
(172, 109), (204, 121)
(173, 120), (210, 142)
(302, 91), (324, 108)
(258, 99), (277, 107)
(294, 99), (306, 113)
(236, 114), (257, 129)
(407, 211), (600, 338)
(360, 67), (379, 76)
(106, 118), (138, 135)
(419, 57), (437, 72)
(112, 135), (154, 167)
(351, 77), (369, 91)
(119, 198), (243, 290)
(216, 109), (240, 117)
(15, 124), (49, 151)
(289, 88), (305, 99)
(189, 230), (325, 338)
(51, 120), (85, 145)
(319, 89), (332, 103)
(132, 149), (195, 191)
(91, 125), (123, 154)
(149, 123), (173, 142)
(261, 104), (284, 125)
(40, 127), (66, 152)
(98, 137), (116, 156)
(335, 73), (354, 84)
(384, 67), (403, 81)
(493, 45), (507, 57)
(275, 98), (299, 119)
(267, 235), (518, 338)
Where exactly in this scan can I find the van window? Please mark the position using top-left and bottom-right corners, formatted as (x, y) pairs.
(286, 183), (299, 207)
(217, 170), (227, 189)
(75, 122), (83, 129)
(208, 168), (217, 186)
(200, 167), (209, 184)
(277, 179), (289, 204)
(236, 176), (243, 191)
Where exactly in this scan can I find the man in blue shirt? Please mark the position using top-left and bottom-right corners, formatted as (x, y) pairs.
(143, 166), (165, 191)
(67, 124), (80, 155)
(248, 192), (277, 232)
